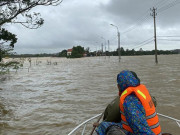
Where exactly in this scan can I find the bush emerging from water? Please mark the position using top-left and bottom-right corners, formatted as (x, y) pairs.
(0, 61), (23, 74)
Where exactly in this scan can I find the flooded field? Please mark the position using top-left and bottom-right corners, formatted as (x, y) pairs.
(0, 55), (180, 135)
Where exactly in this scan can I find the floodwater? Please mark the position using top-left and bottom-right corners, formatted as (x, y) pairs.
(0, 55), (180, 135)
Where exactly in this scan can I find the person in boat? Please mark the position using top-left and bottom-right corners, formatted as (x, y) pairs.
(94, 70), (162, 135)
(103, 71), (157, 123)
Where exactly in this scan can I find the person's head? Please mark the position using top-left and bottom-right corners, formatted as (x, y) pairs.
(117, 70), (140, 95)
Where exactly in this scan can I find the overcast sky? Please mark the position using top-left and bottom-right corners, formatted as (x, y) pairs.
(5, 0), (180, 54)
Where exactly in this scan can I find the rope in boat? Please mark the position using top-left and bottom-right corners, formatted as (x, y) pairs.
(157, 113), (180, 127)
(68, 113), (180, 135)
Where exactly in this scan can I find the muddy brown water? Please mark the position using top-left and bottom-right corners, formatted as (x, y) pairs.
(0, 55), (180, 135)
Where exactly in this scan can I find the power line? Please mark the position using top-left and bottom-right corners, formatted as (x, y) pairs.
(132, 39), (154, 49)
(122, 37), (154, 49)
(158, 39), (180, 41)
(120, 1), (158, 35)
(120, 18), (153, 44)
(155, 0), (171, 9)
(158, 36), (180, 37)
(121, 14), (150, 35)
(110, 0), (175, 46)
(157, 36), (180, 41)
(109, 0), (180, 52)
(158, 0), (180, 13)
(120, 0), (173, 36)
(135, 37), (154, 46)
(158, 0), (177, 10)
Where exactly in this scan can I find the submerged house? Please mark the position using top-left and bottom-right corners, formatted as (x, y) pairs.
(67, 49), (72, 56)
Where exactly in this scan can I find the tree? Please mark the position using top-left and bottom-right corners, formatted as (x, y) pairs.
(120, 47), (125, 56)
(0, 28), (17, 61)
(59, 49), (67, 57)
(0, 0), (63, 28)
(85, 47), (90, 56)
(0, 0), (63, 62)
(70, 46), (85, 58)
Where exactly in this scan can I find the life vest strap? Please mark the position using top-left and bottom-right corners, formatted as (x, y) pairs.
(146, 112), (157, 120)
(120, 110), (125, 115)
(150, 121), (160, 129)
(121, 120), (129, 126)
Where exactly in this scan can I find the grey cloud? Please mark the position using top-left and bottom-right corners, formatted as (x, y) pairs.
(102, 0), (180, 28)
(5, 0), (180, 54)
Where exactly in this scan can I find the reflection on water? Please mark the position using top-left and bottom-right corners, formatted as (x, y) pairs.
(0, 55), (180, 135)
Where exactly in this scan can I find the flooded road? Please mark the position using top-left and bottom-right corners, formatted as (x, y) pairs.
(0, 55), (180, 135)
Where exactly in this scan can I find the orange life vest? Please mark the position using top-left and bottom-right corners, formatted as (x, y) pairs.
(119, 84), (161, 135)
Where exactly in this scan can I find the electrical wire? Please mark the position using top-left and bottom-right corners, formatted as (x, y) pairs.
(155, 0), (171, 9)
(121, 37), (154, 50)
(131, 39), (154, 50)
(120, 0), (173, 36)
(105, 0), (179, 51)
(158, 0), (177, 11)
(121, 0), (180, 49)
(158, 0), (180, 13)
(158, 36), (180, 37)
(158, 39), (180, 41)
(121, 14), (151, 35)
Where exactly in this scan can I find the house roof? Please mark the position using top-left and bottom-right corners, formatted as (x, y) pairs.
(67, 49), (72, 52)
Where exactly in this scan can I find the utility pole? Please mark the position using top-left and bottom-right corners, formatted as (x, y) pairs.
(105, 44), (106, 59)
(0, 46), (2, 62)
(108, 40), (110, 58)
(118, 31), (121, 62)
(151, 7), (158, 64)
(101, 43), (103, 56)
(96, 46), (97, 56)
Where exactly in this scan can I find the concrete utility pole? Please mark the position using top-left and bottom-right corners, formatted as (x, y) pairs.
(105, 44), (106, 59)
(118, 31), (121, 62)
(101, 37), (107, 58)
(108, 40), (110, 58)
(151, 7), (158, 64)
(96, 46), (97, 56)
(101, 43), (103, 56)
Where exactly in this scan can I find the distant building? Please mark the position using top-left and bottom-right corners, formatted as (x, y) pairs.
(83, 53), (87, 57)
(67, 49), (72, 56)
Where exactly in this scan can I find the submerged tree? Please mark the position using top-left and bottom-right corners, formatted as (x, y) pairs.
(0, 0), (63, 62)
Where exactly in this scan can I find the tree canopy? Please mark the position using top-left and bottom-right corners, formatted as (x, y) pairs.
(69, 46), (85, 58)
(0, 28), (17, 61)
(0, 28), (17, 48)
(59, 49), (67, 57)
(0, 0), (63, 28)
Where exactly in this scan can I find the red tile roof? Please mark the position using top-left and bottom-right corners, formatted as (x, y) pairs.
(67, 49), (72, 52)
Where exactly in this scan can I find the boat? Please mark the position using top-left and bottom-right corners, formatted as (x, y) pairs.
(68, 113), (180, 135)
